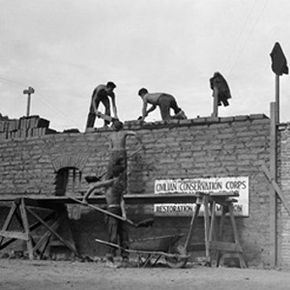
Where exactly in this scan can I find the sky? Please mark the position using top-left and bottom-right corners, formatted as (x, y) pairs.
(1, 0), (290, 131)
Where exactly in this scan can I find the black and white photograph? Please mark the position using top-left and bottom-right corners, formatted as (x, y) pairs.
(1, 1), (290, 289)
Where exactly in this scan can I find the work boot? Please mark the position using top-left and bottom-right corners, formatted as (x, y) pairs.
(105, 257), (119, 268)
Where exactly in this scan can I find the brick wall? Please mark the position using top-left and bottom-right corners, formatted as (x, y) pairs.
(0, 114), (273, 266)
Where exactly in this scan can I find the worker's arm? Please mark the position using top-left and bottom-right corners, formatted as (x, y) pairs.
(83, 178), (116, 202)
(110, 93), (119, 119)
(141, 99), (149, 121)
(120, 198), (127, 219)
(141, 104), (156, 121)
(92, 91), (98, 114)
(145, 104), (157, 116)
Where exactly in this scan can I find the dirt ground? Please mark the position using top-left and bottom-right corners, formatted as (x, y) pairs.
(1, 259), (290, 290)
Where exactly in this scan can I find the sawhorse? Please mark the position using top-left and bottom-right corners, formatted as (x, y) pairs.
(208, 197), (247, 268)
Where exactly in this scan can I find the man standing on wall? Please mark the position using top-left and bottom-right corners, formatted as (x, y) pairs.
(86, 81), (118, 129)
(138, 88), (187, 122)
(209, 72), (232, 117)
(106, 120), (142, 181)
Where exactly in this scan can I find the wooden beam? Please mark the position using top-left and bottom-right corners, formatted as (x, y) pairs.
(184, 203), (201, 251)
(0, 231), (28, 240)
(262, 163), (290, 215)
(0, 192), (238, 205)
(209, 201), (216, 242)
(203, 195), (210, 261)
(33, 219), (59, 253)
(19, 199), (34, 260)
(0, 202), (18, 246)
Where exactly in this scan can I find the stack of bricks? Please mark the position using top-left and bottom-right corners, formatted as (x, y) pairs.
(0, 115), (56, 140)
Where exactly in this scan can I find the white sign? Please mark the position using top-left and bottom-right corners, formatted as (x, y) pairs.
(154, 176), (249, 216)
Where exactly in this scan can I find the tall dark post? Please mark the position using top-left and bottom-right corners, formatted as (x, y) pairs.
(275, 74), (280, 123)
(270, 42), (288, 124)
(270, 102), (277, 266)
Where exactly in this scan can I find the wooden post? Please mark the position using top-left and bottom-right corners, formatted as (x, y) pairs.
(23, 86), (35, 117)
(0, 202), (17, 246)
(19, 199), (34, 260)
(211, 87), (218, 118)
(184, 203), (201, 251)
(275, 75), (280, 124)
(270, 102), (277, 266)
(203, 195), (210, 262)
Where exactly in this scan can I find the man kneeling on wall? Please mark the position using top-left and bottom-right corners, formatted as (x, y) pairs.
(138, 88), (187, 122)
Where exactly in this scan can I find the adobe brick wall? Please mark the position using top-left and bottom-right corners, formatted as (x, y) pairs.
(0, 114), (273, 266)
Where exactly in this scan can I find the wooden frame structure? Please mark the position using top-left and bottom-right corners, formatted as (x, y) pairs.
(0, 197), (78, 260)
(0, 193), (246, 267)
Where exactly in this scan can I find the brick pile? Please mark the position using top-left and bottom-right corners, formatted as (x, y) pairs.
(0, 115), (56, 140)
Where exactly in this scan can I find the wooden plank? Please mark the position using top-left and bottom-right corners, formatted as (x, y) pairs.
(19, 199), (34, 260)
(0, 230), (28, 240)
(69, 197), (134, 225)
(29, 194), (199, 206)
(209, 201), (216, 242)
(184, 203), (201, 251)
(227, 202), (247, 266)
(0, 192), (238, 204)
(33, 219), (59, 253)
(228, 204), (240, 244)
(0, 202), (18, 246)
(203, 195), (210, 261)
(262, 163), (290, 215)
(215, 205), (226, 265)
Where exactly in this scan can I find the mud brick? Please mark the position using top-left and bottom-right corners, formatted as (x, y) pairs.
(0, 121), (5, 132)
(37, 118), (50, 128)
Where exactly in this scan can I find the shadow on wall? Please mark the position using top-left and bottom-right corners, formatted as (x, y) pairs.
(50, 167), (82, 259)
(55, 167), (82, 197)
(128, 153), (146, 194)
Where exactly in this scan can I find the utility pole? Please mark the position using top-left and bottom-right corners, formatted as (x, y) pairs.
(270, 42), (289, 124)
(23, 86), (35, 117)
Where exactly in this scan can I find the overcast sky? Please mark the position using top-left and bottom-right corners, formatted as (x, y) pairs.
(1, 0), (290, 131)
